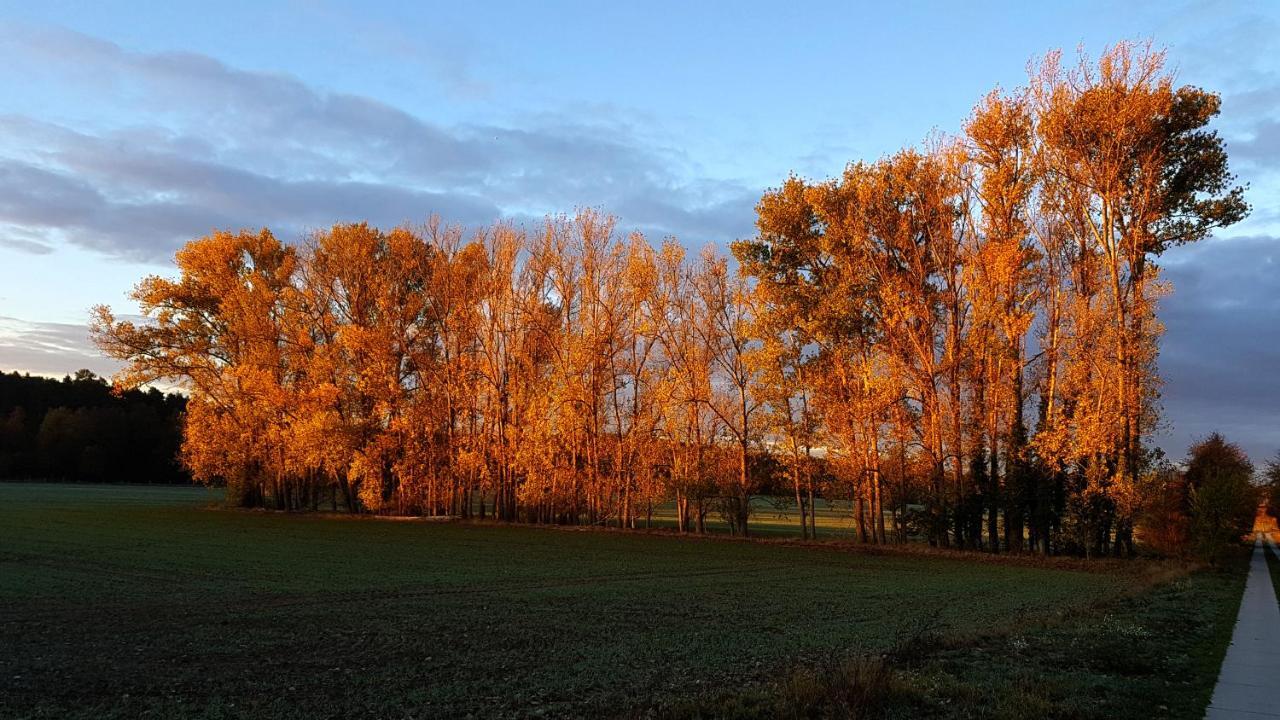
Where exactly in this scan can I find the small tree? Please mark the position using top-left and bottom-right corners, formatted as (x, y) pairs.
(1265, 452), (1280, 523)
(1136, 460), (1189, 557)
(1185, 433), (1257, 563)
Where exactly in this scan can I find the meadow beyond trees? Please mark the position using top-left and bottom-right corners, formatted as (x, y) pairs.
(92, 43), (1248, 557)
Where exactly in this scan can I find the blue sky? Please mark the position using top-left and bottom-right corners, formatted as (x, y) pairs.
(0, 0), (1277, 463)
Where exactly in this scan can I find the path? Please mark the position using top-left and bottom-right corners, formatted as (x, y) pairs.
(1205, 522), (1280, 719)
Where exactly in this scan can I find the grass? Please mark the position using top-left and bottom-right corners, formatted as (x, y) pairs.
(879, 551), (1249, 719)
(0, 483), (1243, 719)
(1266, 532), (1280, 604)
(645, 496), (879, 540)
(669, 551), (1249, 720)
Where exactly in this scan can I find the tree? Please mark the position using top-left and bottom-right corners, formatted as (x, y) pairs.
(1136, 451), (1189, 557)
(0, 372), (186, 484)
(655, 241), (720, 533)
(965, 88), (1039, 552)
(86, 40), (1249, 559)
(93, 229), (297, 506)
(1033, 43), (1247, 555)
(690, 250), (762, 536)
(1266, 452), (1280, 522)
(1185, 433), (1257, 563)
(749, 303), (820, 539)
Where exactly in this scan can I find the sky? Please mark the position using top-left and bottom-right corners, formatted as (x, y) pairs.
(0, 0), (1277, 464)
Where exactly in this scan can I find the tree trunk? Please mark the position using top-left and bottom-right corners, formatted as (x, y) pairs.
(793, 463), (808, 540)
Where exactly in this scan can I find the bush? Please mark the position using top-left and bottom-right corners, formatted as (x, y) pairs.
(1137, 465), (1190, 557)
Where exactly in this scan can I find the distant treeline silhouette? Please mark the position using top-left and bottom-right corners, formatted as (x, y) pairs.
(0, 370), (188, 484)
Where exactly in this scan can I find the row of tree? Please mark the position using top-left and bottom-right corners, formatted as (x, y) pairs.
(0, 370), (187, 483)
(91, 43), (1249, 555)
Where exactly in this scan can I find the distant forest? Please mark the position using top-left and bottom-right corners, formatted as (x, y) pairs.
(0, 370), (188, 484)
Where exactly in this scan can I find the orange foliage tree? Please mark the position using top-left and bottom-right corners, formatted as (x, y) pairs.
(94, 43), (1245, 556)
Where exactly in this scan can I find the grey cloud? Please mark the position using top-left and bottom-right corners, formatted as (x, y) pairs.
(0, 153), (501, 261)
(1227, 118), (1280, 167)
(613, 185), (759, 243)
(0, 316), (121, 379)
(17, 23), (675, 189)
(0, 27), (752, 262)
(1159, 235), (1280, 464)
(0, 223), (56, 254)
(0, 161), (105, 227)
(0, 238), (53, 254)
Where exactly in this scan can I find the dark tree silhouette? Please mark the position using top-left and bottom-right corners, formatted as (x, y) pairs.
(0, 370), (188, 484)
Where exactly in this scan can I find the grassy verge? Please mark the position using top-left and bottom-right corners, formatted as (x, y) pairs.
(665, 549), (1249, 720)
(1266, 534), (1280, 604)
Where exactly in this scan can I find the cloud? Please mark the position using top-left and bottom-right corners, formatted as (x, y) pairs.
(0, 238), (53, 254)
(0, 26), (757, 263)
(1159, 235), (1280, 464)
(0, 140), (503, 260)
(0, 316), (121, 379)
(1226, 118), (1280, 172)
(0, 221), (56, 254)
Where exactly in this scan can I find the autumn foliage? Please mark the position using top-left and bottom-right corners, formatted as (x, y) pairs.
(93, 44), (1246, 554)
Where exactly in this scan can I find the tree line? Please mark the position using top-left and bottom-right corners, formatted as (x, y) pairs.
(0, 370), (187, 484)
(91, 43), (1249, 555)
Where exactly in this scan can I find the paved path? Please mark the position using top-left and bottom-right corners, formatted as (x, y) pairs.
(1205, 532), (1280, 719)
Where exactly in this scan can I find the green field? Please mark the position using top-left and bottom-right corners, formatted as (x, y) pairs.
(645, 496), (882, 539)
(0, 484), (1228, 719)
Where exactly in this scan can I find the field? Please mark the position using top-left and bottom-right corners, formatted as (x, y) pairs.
(0, 484), (1238, 719)
(641, 496), (879, 539)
